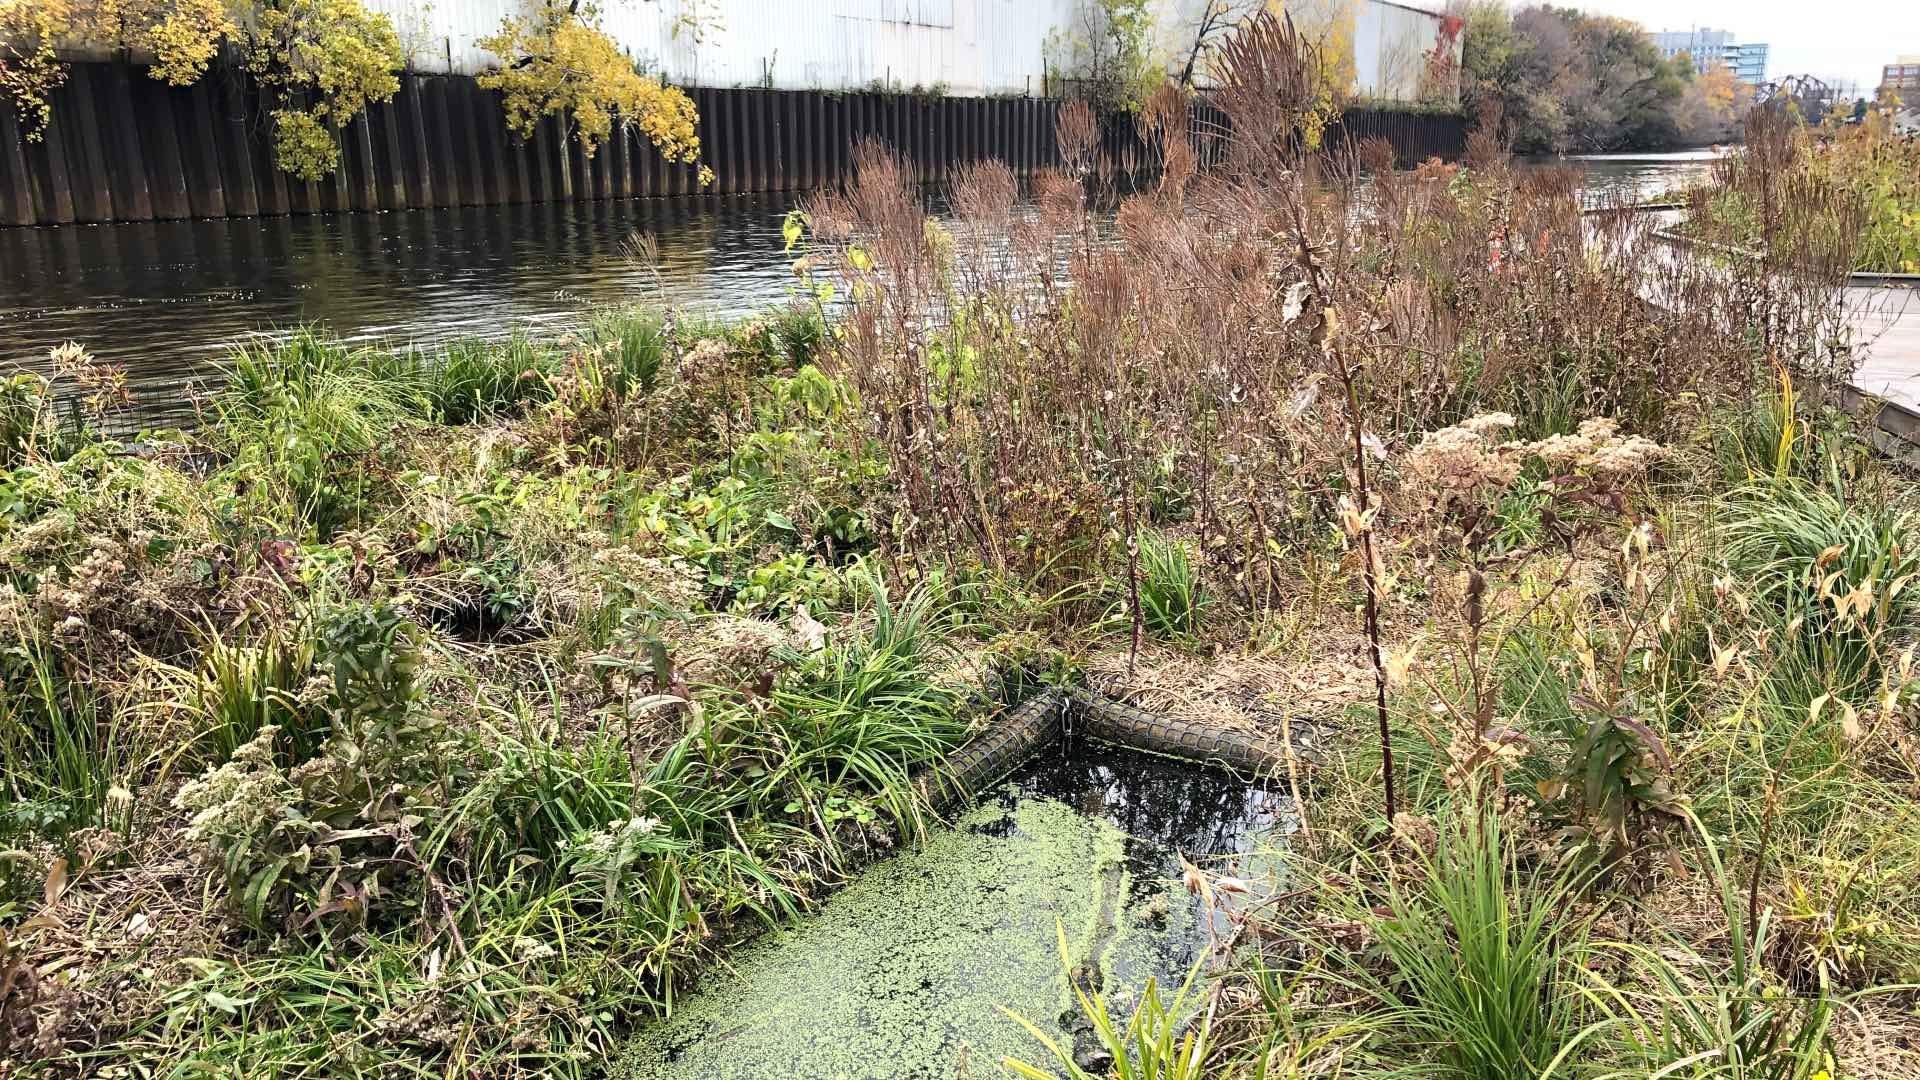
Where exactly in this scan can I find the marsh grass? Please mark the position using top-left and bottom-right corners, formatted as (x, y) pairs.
(1721, 480), (1918, 713)
(6, 29), (1919, 1077)
(1131, 529), (1210, 640)
(424, 335), (554, 423)
(1580, 815), (1854, 1080)
(584, 307), (669, 398)
(763, 575), (967, 838)
(192, 624), (323, 764)
(0, 627), (127, 837)
(1331, 810), (1595, 1080)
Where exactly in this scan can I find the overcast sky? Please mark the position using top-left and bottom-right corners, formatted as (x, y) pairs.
(1564, 0), (1920, 96)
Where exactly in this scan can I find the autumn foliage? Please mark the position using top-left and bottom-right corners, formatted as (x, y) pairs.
(478, 1), (710, 185)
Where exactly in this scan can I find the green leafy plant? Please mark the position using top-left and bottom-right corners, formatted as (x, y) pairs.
(174, 602), (442, 928)
(1330, 809), (1595, 1079)
(1579, 813), (1853, 1079)
(1002, 925), (1214, 1080)
(1127, 530), (1209, 639)
(1546, 692), (1688, 863)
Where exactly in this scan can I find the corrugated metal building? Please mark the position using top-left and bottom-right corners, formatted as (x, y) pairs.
(361, 0), (1458, 102)
(1353, 0), (1458, 101)
(366, 0), (1065, 95)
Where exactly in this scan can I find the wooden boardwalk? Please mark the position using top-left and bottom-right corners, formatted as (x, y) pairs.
(1847, 285), (1920, 415)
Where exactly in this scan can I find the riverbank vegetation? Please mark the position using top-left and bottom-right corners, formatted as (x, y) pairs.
(1685, 106), (1920, 274)
(1459, 1), (1751, 151)
(5, 11), (1918, 1077)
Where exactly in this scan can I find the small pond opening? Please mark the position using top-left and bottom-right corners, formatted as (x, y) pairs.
(618, 733), (1293, 1079)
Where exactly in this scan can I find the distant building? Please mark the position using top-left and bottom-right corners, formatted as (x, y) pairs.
(1653, 27), (1732, 72)
(1883, 55), (1920, 97)
(332, 0), (1464, 102)
(1652, 27), (1769, 85)
(1721, 43), (1769, 85)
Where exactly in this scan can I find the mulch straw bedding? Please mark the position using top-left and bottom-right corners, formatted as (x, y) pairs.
(1084, 641), (1371, 741)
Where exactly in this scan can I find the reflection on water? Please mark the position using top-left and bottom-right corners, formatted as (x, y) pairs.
(0, 152), (1726, 427)
(0, 195), (806, 424)
(1557, 147), (1726, 206)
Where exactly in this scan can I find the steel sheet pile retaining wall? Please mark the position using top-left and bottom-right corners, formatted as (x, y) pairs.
(0, 64), (1065, 227)
(0, 63), (1468, 227)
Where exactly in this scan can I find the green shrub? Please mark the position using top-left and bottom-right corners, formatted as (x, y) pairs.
(1336, 809), (1592, 1079)
(423, 336), (554, 423)
(174, 602), (445, 929)
(1131, 530), (1208, 639)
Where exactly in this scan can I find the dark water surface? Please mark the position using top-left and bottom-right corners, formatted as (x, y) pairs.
(0, 153), (1719, 425)
(0, 195), (805, 421)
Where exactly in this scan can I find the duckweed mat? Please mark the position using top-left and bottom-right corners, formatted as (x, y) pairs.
(616, 741), (1291, 1079)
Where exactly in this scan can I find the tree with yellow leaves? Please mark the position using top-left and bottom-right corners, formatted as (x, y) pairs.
(1279, 0), (1357, 101)
(1, 0), (234, 140)
(0, 0), (67, 139)
(0, 0), (401, 180)
(478, 1), (710, 185)
(242, 0), (403, 180)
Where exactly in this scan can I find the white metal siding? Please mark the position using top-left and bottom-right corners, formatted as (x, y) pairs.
(1362, 1), (1443, 99)
(362, 0), (1449, 101)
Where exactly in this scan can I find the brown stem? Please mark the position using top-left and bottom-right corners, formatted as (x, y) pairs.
(1343, 364), (1398, 828)
(1748, 781), (1779, 936)
(1124, 496), (1144, 678)
(1288, 194), (1396, 829)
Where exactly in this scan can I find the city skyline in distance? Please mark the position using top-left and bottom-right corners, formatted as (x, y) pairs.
(1570, 0), (1919, 98)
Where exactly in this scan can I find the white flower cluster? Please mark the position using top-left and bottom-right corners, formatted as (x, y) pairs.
(566, 815), (673, 888)
(173, 726), (296, 852)
(1404, 413), (1525, 516)
(33, 539), (130, 632)
(679, 337), (733, 379)
(1406, 413), (1665, 520)
(1525, 418), (1663, 477)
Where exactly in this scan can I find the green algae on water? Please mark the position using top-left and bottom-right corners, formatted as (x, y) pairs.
(615, 794), (1193, 1079)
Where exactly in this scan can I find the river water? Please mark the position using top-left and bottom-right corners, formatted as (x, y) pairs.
(0, 152), (1719, 426)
